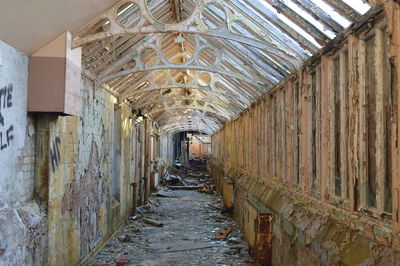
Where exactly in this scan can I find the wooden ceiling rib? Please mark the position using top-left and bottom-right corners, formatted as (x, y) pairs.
(74, 0), (371, 134)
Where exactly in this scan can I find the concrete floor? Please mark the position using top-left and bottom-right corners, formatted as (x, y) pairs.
(89, 165), (255, 266)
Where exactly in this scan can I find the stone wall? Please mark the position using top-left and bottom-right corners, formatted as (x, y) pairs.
(209, 162), (400, 265)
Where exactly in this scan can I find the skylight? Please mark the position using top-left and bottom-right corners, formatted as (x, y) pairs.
(259, 1), (322, 48)
(342, 0), (371, 14)
(285, 0), (336, 39)
(309, 0), (351, 28)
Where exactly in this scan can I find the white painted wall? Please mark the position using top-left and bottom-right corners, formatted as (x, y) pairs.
(0, 40), (34, 208)
(0, 41), (47, 266)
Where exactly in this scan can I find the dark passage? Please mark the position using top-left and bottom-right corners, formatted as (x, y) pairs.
(89, 161), (255, 265)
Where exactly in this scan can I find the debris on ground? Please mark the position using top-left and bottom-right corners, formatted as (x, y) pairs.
(215, 226), (233, 241)
(208, 203), (223, 211)
(198, 184), (215, 194)
(145, 241), (217, 253)
(115, 258), (130, 266)
(168, 185), (204, 190)
(161, 159), (216, 194)
(152, 190), (179, 198)
(143, 217), (164, 227)
(89, 160), (255, 265)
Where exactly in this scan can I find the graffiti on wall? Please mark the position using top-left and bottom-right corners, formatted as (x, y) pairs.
(50, 136), (61, 172)
(0, 84), (14, 150)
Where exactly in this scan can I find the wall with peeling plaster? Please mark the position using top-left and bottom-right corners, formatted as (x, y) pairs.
(33, 74), (174, 265)
(0, 41), (48, 265)
(36, 76), (129, 265)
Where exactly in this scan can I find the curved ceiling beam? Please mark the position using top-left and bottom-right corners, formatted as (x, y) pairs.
(122, 85), (245, 103)
(100, 65), (269, 89)
(146, 103), (236, 121)
(75, 30), (299, 63)
(147, 105), (233, 121)
(157, 116), (221, 128)
(155, 112), (223, 125)
(97, 33), (286, 86)
(160, 119), (220, 131)
(164, 127), (214, 135)
(133, 96), (231, 111)
(116, 71), (252, 106)
(73, 0), (303, 68)
(123, 86), (248, 112)
(164, 127), (218, 135)
(161, 123), (216, 135)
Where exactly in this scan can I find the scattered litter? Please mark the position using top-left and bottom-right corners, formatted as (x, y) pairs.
(216, 215), (228, 221)
(130, 215), (141, 221)
(214, 226), (233, 241)
(228, 237), (242, 245)
(208, 204), (223, 211)
(168, 185), (203, 190)
(118, 234), (132, 243)
(165, 174), (182, 185)
(146, 241), (217, 253)
(153, 190), (180, 198)
(89, 159), (254, 265)
(115, 258), (130, 266)
(143, 217), (164, 227)
(198, 184), (215, 194)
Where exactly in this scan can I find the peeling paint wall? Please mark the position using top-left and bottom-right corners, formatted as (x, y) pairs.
(210, 4), (400, 264)
(0, 41), (48, 265)
(33, 75), (174, 265)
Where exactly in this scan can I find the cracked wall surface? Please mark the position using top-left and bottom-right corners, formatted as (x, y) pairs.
(0, 38), (173, 264)
(0, 41), (48, 265)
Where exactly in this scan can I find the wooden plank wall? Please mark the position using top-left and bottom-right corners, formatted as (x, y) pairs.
(212, 4), (400, 232)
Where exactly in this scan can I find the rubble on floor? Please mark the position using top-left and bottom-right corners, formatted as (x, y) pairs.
(89, 162), (255, 265)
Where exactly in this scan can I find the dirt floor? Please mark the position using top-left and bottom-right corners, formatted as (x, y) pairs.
(88, 162), (256, 266)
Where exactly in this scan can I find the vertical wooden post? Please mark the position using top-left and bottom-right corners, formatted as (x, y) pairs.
(340, 51), (349, 200)
(320, 56), (330, 201)
(316, 66), (322, 194)
(359, 38), (368, 209)
(300, 70), (310, 193)
(328, 57), (336, 198)
(287, 81), (295, 189)
(387, 1), (400, 234)
(347, 35), (359, 213)
(375, 27), (386, 211)
(262, 99), (266, 179)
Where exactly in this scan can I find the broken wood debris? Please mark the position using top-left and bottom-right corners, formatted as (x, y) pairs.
(115, 258), (130, 266)
(168, 185), (204, 190)
(143, 217), (164, 227)
(215, 226), (233, 241)
(153, 190), (180, 198)
(146, 241), (217, 253)
(198, 184), (215, 194)
(208, 204), (223, 211)
(118, 234), (132, 243)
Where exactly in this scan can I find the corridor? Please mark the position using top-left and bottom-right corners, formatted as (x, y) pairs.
(1, 0), (400, 265)
(89, 161), (254, 265)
